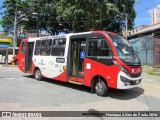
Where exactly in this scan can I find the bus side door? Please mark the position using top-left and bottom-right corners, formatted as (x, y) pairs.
(68, 38), (86, 83)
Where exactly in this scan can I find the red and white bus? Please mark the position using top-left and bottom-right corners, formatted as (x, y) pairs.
(18, 31), (142, 96)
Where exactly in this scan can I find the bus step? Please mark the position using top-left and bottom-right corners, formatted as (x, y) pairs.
(68, 80), (84, 85)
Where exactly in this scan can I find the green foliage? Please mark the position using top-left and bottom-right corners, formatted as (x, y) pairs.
(143, 65), (160, 76)
(1, 0), (136, 37)
(0, 19), (2, 25)
(1, 0), (28, 33)
(147, 69), (160, 76)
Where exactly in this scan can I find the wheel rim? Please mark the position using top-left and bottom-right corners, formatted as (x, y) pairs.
(35, 70), (40, 79)
(95, 81), (103, 94)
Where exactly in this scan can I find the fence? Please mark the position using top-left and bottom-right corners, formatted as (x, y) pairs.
(129, 34), (160, 65)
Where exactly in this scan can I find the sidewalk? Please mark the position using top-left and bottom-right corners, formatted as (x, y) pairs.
(0, 64), (18, 71)
(142, 72), (160, 87)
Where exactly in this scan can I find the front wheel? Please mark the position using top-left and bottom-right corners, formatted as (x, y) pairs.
(95, 79), (108, 96)
(34, 69), (42, 81)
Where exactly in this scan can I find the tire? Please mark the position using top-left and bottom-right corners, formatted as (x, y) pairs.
(34, 69), (42, 81)
(95, 78), (108, 96)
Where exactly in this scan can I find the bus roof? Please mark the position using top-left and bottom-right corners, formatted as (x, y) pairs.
(22, 31), (118, 42)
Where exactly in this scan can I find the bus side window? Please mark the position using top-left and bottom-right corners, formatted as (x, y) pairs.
(40, 39), (52, 56)
(51, 38), (66, 56)
(34, 40), (41, 55)
(21, 42), (27, 54)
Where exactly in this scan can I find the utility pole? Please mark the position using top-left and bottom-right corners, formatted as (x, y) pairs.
(125, 14), (128, 40)
(37, 22), (39, 37)
(13, 11), (17, 56)
(12, 12), (37, 55)
(116, 12), (128, 40)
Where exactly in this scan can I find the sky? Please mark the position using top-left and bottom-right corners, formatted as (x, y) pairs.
(0, 0), (160, 31)
(134, 0), (160, 26)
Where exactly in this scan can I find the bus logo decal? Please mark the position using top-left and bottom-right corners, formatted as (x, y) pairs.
(38, 59), (45, 65)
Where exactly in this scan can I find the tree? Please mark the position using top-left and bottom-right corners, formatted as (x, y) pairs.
(1, 0), (136, 38)
(20, 0), (58, 36)
(55, 0), (136, 34)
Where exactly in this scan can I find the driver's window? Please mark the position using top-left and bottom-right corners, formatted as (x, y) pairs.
(21, 42), (27, 54)
(87, 39), (112, 57)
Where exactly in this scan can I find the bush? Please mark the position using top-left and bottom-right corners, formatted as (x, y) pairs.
(142, 65), (160, 76)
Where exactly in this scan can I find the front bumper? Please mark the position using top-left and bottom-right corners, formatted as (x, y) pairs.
(117, 71), (142, 89)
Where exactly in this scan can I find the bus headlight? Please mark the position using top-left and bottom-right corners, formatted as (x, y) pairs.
(113, 61), (130, 77)
(120, 76), (130, 85)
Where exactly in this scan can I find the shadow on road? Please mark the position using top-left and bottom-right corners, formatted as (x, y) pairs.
(24, 75), (91, 93)
(24, 75), (144, 100)
(23, 75), (35, 79)
(108, 87), (144, 100)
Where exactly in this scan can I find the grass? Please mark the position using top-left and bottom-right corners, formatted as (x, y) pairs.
(142, 65), (160, 76)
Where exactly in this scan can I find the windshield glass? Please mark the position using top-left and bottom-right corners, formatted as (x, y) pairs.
(107, 33), (140, 65)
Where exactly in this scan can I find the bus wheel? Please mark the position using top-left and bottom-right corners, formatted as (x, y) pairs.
(95, 78), (108, 96)
(34, 69), (42, 81)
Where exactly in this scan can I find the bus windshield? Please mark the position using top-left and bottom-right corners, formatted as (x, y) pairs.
(107, 33), (140, 65)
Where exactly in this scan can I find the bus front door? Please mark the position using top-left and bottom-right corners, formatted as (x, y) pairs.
(25, 42), (34, 72)
(69, 39), (86, 84)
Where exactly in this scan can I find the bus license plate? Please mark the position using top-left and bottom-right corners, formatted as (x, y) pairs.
(136, 80), (139, 84)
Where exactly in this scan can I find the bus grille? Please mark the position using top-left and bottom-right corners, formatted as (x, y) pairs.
(130, 72), (142, 78)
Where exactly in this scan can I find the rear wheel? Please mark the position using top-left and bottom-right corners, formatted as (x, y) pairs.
(95, 78), (108, 96)
(34, 69), (42, 81)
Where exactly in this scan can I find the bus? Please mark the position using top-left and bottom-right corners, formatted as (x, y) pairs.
(18, 31), (142, 96)
(0, 47), (19, 64)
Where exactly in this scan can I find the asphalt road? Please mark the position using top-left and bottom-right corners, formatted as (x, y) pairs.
(0, 66), (160, 120)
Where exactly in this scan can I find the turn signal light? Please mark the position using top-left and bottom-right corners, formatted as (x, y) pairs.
(110, 81), (114, 84)
(63, 66), (67, 70)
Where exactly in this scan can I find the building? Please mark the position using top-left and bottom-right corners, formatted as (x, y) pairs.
(122, 25), (150, 38)
(0, 36), (12, 48)
(0, 31), (5, 36)
(129, 25), (150, 35)
(152, 5), (160, 24)
(128, 23), (160, 65)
